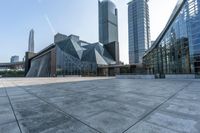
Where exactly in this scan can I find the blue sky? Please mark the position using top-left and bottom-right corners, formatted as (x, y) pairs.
(0, 0), (177, 63)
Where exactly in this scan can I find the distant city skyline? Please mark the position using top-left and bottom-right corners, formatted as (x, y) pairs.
(0, 0), (177, 63)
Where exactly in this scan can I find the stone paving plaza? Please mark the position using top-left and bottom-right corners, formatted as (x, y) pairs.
(0, 77), (200, 133)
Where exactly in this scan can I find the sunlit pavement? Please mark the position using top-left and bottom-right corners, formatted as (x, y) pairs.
(0, 77), (200, 133)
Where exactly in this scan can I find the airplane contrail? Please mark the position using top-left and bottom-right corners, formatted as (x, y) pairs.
(44, 14), (56, 35)
(36, 0), (56, 35)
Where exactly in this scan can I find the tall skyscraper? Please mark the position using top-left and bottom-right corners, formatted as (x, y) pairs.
(128, 0), (151, 64)
(98, 0), (119, 44)
(28, 29), (34, 52)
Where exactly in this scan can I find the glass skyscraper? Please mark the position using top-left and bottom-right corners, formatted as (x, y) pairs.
(98, 0), (119, 44)
(144, 0), (200, 76)
(128, 0), (151, 64)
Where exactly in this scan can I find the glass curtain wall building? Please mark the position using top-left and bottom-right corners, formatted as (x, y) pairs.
(128, 0), (151, 64)
(98, 0), (120, 64)
(144, 0), (200, 75)
(98, 0), (119, 44)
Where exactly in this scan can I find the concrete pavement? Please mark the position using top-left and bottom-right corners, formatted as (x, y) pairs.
(0, 77), (199, 133)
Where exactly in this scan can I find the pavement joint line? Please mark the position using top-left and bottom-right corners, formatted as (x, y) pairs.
(122, 81), (194, 133)
(12, 83), (102, 133)
(3, 82), (23, 133)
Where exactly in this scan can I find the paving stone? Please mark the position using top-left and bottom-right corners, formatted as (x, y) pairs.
(107, 102), (150, 119)
(109, 93), (165, 108)
(50, 93), (100, 109)
(9, 93), (38, 103)
(0, 106), (16, 125)
(19, 112), (98, 133)
(84, 111), (134, 133)
(86, 89), (122, 99)
(0, 97), (16, 126)
(160, 98), (200, 116)
(31, 89), (71, 98)
(6, 88), (28, 96)
(145, 111), (199, 133)
(0, 89), (6, 97)
(125, 121), (179, 133)
(0, 122), (21, 133)
(175, 90), (200, 101)
(0, 97), (9, 106)
(11, 99), (58, 120)
(0, 78), (200, 132)
(60, 101), (105, 119)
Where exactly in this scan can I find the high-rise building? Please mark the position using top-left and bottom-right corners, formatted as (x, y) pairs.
(10, 56), (19, 63)
(28, 29), (34, 52)
(98, 0), (120, 64)
(98, 0), (119, 44)
(128, 0), (151, 64)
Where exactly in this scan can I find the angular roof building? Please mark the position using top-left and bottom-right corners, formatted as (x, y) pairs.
(26, 33), (118, 77)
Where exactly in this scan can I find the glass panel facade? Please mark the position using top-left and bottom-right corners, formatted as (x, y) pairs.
(144, 0), (200, 75)
(55, 35), (116, 76)
(56, 44), (98, 76)
(26, 34), (117, 77)
(26, 52), (51, 77)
